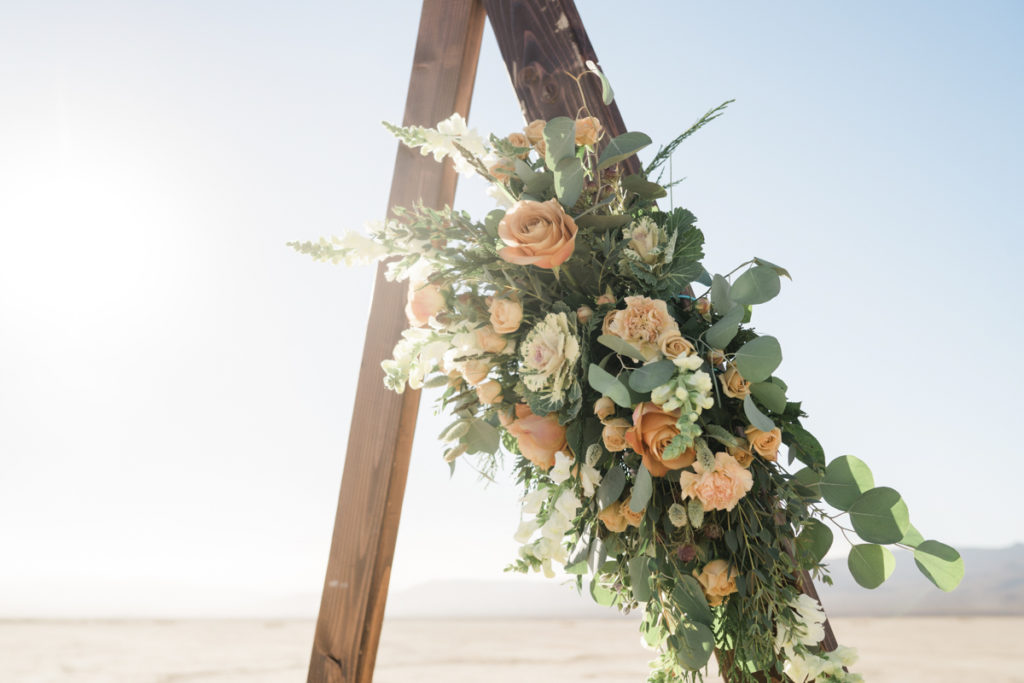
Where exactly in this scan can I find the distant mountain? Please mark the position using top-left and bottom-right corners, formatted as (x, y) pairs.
(384, 545), (1024, 619)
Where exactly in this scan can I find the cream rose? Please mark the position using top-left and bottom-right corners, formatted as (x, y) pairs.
(524, 119), (546, 144)
(574, 116), (602, 146)
(708, 349), (726, 366)
(506, 132), (530, 158)
(679, 451), (753, 512)
(605, 295), (681, 361)
(598, 503), (628, 533)
(475, 379), (502, 405)
(460, 358), (491, 386)
(624, 402), (695, 476)
(404, 280), (445, 327)
(593, 396), (616, 421)
(658, 332), (696, 360)
(576, 305), (594, 325)
(505, 404), (567, 471)
(488, 159), (515, 182)
(744, 426), (782, 461)
(601, 417), (630, 452)
(497, 199), (579, 269)
(620, 496), (644, 527)
(489, 294), (523, 334)
(695, 559), (739, 607)
(727, 438), (754, 468)
(475, 325), (508, 354)
(721, 364), (751, 399)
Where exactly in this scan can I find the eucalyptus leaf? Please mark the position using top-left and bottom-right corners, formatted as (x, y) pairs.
(750, 381), (787, 413)
(754, 257), (792, 280)
(590, 579), (617, 606)
(730, 265), (781, 305)
(672, 576), (714, 626)
(710, 274), (734, 314)
(795, 519), (834, 569)
(597, 465), (626, 510)
(792, 466), (823, 500)
(849, 486), (911, 544)
(901, 524), (925, 548)
(543, 117), (576, 170)
(597, 131), (653, 170)
(743, 395), (776, 432)
(628, 556), (652, 602)
(674, 621), (715, 670)
(629, 359), (676, 392)
(597, 334), (645, 361)
(565, 560), (589, 575)
(585, 59), (615, 105)
(588, 363), (632, 408)
(704, 424), (739, 448)
(523, 169), (553, 195)
(631, 465), (653, 512)
(554, 156), (584, 208)
(848, 543), (896, 589)
(705, 303), (745, 349)
(914, 540), (965, 592)
(461, 419), (499, 455)
(821, 455), (874, 511)
(734, 336), (782, 383)
(785, 423), (826, 469)
(621, 173), (667, 199)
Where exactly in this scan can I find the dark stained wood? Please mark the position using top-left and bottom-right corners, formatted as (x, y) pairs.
(483, 0), (640, 175)
(306, 2), (486, 682)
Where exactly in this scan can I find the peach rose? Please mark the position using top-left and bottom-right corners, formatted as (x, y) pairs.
(708, 349), (726, 366)
(460, 358), (491, 386)
(524, 119), (546, 144)
(489, 294), (523, 334)
(506, 132), (530, 158)
(488, 158), (515, 182)
(605, 296), (681, 361)
(576, 305), (594, 325)
(679, 451), (753, 512)
(744, 426), (782, 461)
(593, 396), (616, 421)
(497, 199), (579, 269)
(624, 402), (695, 476)
(475, 325), (508, 354)
(721, 364), (751, 400)
(658, 332), (696, 360)
(620, 496), (644, 527)
(695, 297), (711, 316)
(727, 438), (754, 468)
(598, 503), (628, 533)
(574, 116), (602, 146)
(595, 287), (616, 306)
(694, 559), (739, 607)
(405, 280), (445, 327)
(602, 417), (631, 452)
(475, 379), (502, 405)
(505, 404), (567, 471)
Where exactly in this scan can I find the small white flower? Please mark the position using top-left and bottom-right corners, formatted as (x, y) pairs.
(554, 489), (581, 518)
(513, 518), (539, 543)
(521, 488), (548, 515)
(549, 451), (573, 484)
(674, 354), (703, 371)
(540, 511), (570, 540)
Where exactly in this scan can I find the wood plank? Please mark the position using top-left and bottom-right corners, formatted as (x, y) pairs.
(306, 2), (486, 682)
(483, 1), (838, 677)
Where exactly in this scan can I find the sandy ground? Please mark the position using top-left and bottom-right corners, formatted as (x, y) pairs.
(1, 617), (1021, 682)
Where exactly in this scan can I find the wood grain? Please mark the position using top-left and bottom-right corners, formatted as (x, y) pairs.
(306, 2), (486, 682)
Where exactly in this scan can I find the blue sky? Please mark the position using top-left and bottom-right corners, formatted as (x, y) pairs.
(0, 1), (1021, 617)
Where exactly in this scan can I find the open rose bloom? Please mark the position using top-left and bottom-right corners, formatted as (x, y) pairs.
(293, 109), (957, 682)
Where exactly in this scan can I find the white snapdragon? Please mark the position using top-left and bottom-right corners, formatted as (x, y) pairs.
(514, 485), (582, 579)
(579, 444), (603, 497)
(418, 113), (488, 177)
(775, 595), (861, 683)
(549, 451), (573, 485)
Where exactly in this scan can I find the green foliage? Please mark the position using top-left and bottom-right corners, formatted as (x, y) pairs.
(631, 465), (654, 512)
(848, 544), (896, 589)
(597, 465), (626, 510)
(750, 381), (787, 413)
(629, 360), (676, 392)
(629, 555), (653, 602)
(913, 540), (965, 591)
(849, 486), (911, 544)
(554, 156), (585, 208)
(734, 336), (782, 383)
(795, 519), (834, 569)
(597, 334), (645, 361)
(646, 100), (733, 178)
(821, 455), (875, 510)
(672, 576), (714, 626)
(730, 265), (781, 305)
(598, 131), (653, 170)
(743, 395), (776, 432)
(705, 304), (745, 349)
(588, 363), (632, 408)
(543, 117), (576, 170)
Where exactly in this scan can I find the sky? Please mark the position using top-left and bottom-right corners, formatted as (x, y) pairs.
(1, 1), (1022, 618)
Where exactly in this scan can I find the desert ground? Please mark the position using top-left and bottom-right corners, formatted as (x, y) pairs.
(2, 617), (1021, 682)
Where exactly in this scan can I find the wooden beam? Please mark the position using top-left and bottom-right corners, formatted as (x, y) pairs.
(306, 2), (486, 682)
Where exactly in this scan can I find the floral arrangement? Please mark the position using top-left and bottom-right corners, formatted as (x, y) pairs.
(291, 81), (963, 682)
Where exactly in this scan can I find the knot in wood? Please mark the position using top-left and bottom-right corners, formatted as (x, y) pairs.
(519, 64), (540, 86)
(540, 74), (561, 104)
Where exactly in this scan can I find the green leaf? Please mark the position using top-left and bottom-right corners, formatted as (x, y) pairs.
(687, 499), (704, 528)
(597, 334), (645, 361)
(523, 169), (553, 195)
(629, 556), (652, 602)
(710, 274), (734, 314)
(821, 455), (875, 511)
(631, 465), (653, 512)
(621, 173), (667, 199)
(588, 363), (632, 408)
(661, 435), (691, 462)
(590, 579), (617, 606)
(672, 576), (714, 626)
(743, 395), (775, 432)
(754, 257), (792, 280)
(554, 156), (584, 208)
(674, 621), (715, 670)
(705, 304), (745, 349)
(785, 423), (826, 469)
(750, 381), (787, 413)
(629, 359), (676, 392)
(565, 560), (589, 575)
(543, 117), (576, 170)
(795, 519), (834, 569)
(849, 486), (911, 544)
(704, 424), (739, 448)
(483, 209), (505, 238)
(585, 59), (615, 105)
(914, 540), (965, 592)
(848, 544), (896, 589)
(730, 265), (781, 305)
(792, 466), (823, 500)
(733, 336), (782, 383)
(900, 524), (925, 548)
(461, 419), (499, 454)
(597, 131), (652, 170)
(597, 465), (626, 510)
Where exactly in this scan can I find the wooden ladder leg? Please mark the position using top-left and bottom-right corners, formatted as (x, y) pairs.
(306, 2), (486, 682)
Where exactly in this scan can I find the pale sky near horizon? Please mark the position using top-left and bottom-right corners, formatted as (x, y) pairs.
(1, 1), (1022, 618)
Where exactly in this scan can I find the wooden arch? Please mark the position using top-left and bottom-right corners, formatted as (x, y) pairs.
(307, 2), (836, 681)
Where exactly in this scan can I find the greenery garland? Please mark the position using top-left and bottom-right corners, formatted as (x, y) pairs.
(292, 71), (963, 682)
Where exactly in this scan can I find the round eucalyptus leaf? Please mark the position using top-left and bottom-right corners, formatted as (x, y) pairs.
(674, 620), (715, 670)
(730, 265), (781, 305)
(821, 455), (874, 511)
(914, 540), (965, 592)
(900, 524), (925, 548)
(733, 336), (782, 383)
(848, 543), (896, 589)
(792, 466), (823, 500)
(849, 486), (911, 544)
(795, 519), (834, 569)
(672, 575), (714, 627)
